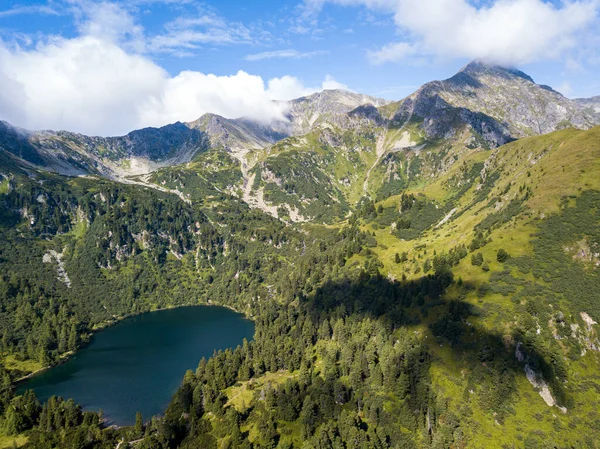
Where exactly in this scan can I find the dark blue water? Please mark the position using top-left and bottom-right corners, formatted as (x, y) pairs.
(18, 306), (254, 425)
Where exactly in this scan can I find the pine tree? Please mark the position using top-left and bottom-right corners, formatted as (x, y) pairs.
(135, 412), (144, 438)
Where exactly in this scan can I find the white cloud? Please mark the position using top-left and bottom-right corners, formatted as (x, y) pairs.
(266, 76), (315, 101)
(0, 5), (59, 18)
(0, 1), (350, 136)
(245, 49), (328, 61)
(142, 70), (294, 127)
(556, 81), (573, 97)
(367, 42), (416, 64)
(66, 0), (259, 55)
(307, 0), (599, 66)
(265, 74), (349, 101)
(72, 0), (145, 50)
(322, 74), (349, 91)
(146, 11), (254, 53)
(0, 35), (345, 136)
(0, 36), (168, 136)
(289, 25), (311, 34)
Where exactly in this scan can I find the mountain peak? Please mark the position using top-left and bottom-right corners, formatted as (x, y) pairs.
(457, 60), (535, 83)
(386, 59), (598, 146)
(293, 89), (389, 107)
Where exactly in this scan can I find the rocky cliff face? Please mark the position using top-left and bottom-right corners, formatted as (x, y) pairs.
(575, 95), (600, 114)
(188, 114), (288, 159)
(384, 61), (599, 147)
(286, 90), (390, 135)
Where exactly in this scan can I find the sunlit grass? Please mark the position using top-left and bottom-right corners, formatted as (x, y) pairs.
(0, 433), (28, 448)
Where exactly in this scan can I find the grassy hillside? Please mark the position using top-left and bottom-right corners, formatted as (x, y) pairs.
(0, 127), (598, 448)
(365, 126), (600, 447)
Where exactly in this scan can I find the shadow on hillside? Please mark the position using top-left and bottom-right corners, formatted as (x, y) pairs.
(298, 272), (568, 417)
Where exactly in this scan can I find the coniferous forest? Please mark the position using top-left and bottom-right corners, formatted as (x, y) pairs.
(0, 60), (600, 449)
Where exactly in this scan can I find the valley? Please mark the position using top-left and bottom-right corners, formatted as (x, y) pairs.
(0, 61), (599, 448)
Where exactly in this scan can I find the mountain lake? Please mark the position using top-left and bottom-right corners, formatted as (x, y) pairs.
(17, 305), (254, 425)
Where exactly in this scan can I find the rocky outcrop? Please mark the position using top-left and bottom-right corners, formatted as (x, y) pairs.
(43, 249), (72, 288)
(575, 95), (600, 114)
(384, 61), (599, 148)
(188, 114), (288, 159)
(286, 90), (389, 135)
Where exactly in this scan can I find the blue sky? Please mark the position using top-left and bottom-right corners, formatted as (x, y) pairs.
(0, 0), (598, 135)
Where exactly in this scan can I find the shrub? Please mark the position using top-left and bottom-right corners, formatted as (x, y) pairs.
(471, 253), (484, 266)
(497, 248), (509, 263)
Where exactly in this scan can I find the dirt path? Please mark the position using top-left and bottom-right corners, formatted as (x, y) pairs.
(116, 438), (144, 449)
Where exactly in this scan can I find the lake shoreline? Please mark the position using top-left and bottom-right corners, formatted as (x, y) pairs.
(14, 301), (252, 386)
(16, 304), (255, 426)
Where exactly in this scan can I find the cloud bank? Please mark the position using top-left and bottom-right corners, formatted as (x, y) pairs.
(306, 0), (599, 66)
(0, 2), (345, 136)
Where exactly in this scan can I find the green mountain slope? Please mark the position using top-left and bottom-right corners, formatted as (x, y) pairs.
(0, 126), (596, 449)
(0, 65), (599, 449)
(231, 63), (599, 224)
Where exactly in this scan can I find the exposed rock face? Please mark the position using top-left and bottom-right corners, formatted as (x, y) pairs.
(575, 95), (600, 114)
(384, 61), (599, 147)
(43, 250), (72, 288)
(0, 120), (209, 177)
(286, 90), (390, 135)
(515, 342), (567, 413)
(348, 104), (386, 127)
(188, 114), (288, 159)
(389, 91), (514, 147)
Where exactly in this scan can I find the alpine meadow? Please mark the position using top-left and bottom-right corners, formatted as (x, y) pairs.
(0, 1), (600, 448)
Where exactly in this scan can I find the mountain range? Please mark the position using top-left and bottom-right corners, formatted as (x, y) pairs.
(1, 61), (600, 448)
(2, 61), (597, 179)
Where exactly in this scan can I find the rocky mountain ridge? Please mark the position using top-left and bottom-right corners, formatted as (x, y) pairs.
(1, 61), (598, 186)
(187, 113), (288, 159)
(384, 61), (599, 148)
(575, 95), (600, 113)
(285, 89), (390, 135)
(0, 120), (209, 177)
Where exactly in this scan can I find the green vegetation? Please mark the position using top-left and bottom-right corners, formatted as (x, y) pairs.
(0, 122), (599, 448)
